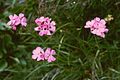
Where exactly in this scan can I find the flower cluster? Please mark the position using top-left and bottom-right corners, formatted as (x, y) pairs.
(84, 17), (108, 38)
(7, 13), (110, 63)
(34, 16), (56, 36)
(7, 13), (27, 30)
(32, 47), (56, 63)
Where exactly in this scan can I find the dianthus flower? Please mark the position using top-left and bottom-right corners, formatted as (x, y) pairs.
(32, 47), (56, 63)
(7, 13), (27, 30)
(34, 16), (56, 36)
(44, 48), (56, 62)
(19, 13), (27, 27)
(32, 47), (45, 61)
(84, 17), (108, 38)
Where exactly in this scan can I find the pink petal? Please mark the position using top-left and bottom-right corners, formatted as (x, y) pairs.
(12, 26), (17, 30)
(35, 18), (41, 25)
(19, 13), (24, 18)
(46, 30), (51, 35)
(91, 29), (97, 34)
(32, 50), (38, 55)
(34, 27), (40, 31)
(44, 48), (50, 59)
(36, 47), (44, 53)
(47, 55), (56, 63)
(51, 21), (56, 25)
(9, 15), (13, 20)
(84, 25), (90, 28)
(37, 55), (45, 61)
(13, 14), (18, 19)
(98, 28), (105, 32)
(32, 55), (38, 59)
(7, 21), (12, 25)
(32, 47), (43, 55)
(14, 17), (20, 25)
(96, 30), (102, 36)
(100, 19), (106, 25)
(100, 33), (105, 38)
(21, 17), (27, 26)
(49, 26), (56, 32)
(86, 21), (91, 26)
(105, 29), (109, 32)
(95, 17), (100, 21)
(44, 53), (49, 60)
(39, 30), (46, 36)
(39, 17), (45, 23)
(51, 50), (56, 55)
(45, 48), (51, 54)
(90, 20), (95, 26)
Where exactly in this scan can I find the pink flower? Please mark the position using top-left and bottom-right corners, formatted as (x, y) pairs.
(32, 47), (56, 63)
(8, 14), (20, 26)
(7, 13), (27, 30)
(7, 14), (20, 30)
(84, 17), (108, 38)
(32, 47), (45, 61)
(44, 48), (56, 62)
(19, 13), (27, 27)
(34, 16), (56, 36)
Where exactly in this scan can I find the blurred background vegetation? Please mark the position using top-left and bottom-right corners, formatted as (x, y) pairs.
(0, 0), (120, 80)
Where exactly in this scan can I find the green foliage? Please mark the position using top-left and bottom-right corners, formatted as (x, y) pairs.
(0, 0), (120, 80)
